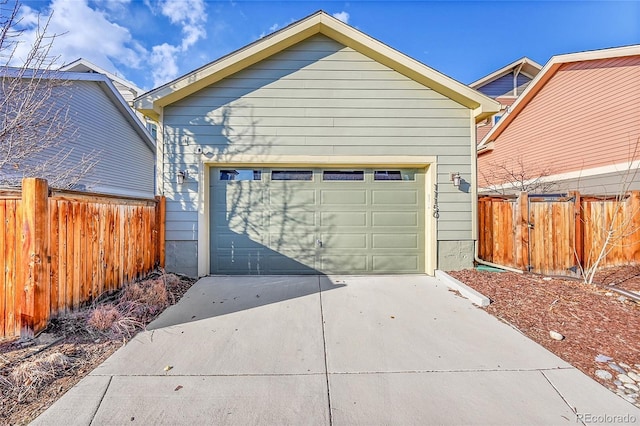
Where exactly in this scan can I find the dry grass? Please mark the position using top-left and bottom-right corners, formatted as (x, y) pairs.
(0, 270), (197, 425)
(2, 353), (74, 403)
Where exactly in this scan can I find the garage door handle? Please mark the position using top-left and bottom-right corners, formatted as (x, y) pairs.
(316, 239), (323, 248)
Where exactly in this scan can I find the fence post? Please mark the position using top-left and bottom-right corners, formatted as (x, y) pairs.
(518, 192), (529, 271)
(570, 191), (584, 270)
(20, 178), (50, 338)
(630, 191), (640, 263)
(156, 195), (166, 268)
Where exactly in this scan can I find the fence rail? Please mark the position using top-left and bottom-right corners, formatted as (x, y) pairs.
(1, 178), (165, 338)
(478, 191), (640, 277)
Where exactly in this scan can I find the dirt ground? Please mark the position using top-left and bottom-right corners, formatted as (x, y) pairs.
(449, 265), (640, 408)
(0, 271), (196, 426)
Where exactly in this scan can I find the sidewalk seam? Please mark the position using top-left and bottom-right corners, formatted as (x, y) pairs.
(318, 276), (333, 426)
(540, 370), (584, 425)
(88, 375), (113, 426)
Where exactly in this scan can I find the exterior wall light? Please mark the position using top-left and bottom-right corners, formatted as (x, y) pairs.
(451, 172), (461, 188)
(177, 170), (188, 185)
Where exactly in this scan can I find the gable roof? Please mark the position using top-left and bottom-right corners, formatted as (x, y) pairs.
(477, 44), (640, 152)
(136, 11), (499, 122)
(60, 58), (143, 99)
(469, 57), (543, 91)
(1, 67), (155, 152)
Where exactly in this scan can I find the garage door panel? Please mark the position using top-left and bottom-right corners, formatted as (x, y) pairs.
(372, 211), (418, 227)
(216, 234), (265, 249)
(321, 190), (367, 205)
(267, 253), (316, 273)
(268, 211), (316, 228)
(267, 233), (316, 250)
(319, 233), (367, 249)
(320, 255), (368, 272)
(212, 188), (265, 208)
(372, 255), (420, 272)
(269, 189), (316, 206)
(320, 211), (367, 227)
(215, 211), (266, 232)
(372, 233), (419, 249)
(372, 190), (418, 205)
(215, 250), (267, 274)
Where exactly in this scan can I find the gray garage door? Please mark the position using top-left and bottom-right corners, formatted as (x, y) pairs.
(210, 167), (425, 274)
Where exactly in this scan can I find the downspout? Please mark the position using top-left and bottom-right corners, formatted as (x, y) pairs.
(472, 115), (523, 274)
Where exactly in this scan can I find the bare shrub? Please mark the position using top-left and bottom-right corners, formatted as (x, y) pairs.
(120, 278), (170, 315)
(87, 304), (121, 332)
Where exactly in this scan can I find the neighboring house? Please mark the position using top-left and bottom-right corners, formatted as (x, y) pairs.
(60, 58), (158, 139)
(60, 58), (143, 105)
(1, 68), (156, 197)
(470, 57), (542, 144)
(136, 11), (499, 277)
(478, 45), (640, 194)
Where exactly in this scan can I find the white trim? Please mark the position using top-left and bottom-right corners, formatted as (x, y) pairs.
(60, 58), (143, 96)
(469, 57), (543, 89)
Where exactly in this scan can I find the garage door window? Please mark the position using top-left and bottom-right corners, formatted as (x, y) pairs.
(374, 170), (416, 181)
(271, 170), (313, 181)
(323, 170), (364, 181)
(220, 169), (262, 181)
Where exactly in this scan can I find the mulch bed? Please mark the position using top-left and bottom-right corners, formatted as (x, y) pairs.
(0, 270), (196, 425)
(449, 265), (640, 407)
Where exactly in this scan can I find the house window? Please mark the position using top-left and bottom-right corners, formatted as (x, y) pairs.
(271, 170), (313, 181)
(146, 122), (157, 140)
(374, 170), (416, 181)
(220, 169), (262, 181)
(323, 170), (364, 181)
(492, 114), (503, 125)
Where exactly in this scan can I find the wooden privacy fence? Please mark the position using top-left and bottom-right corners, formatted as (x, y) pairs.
(0, 178), (166, 339)
(478, 191), (640, 277)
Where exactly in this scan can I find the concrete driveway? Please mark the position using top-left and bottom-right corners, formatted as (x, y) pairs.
(33, 275), (639, 425)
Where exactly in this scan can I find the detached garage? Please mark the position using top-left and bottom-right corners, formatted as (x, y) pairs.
(136, 11), (499, 277)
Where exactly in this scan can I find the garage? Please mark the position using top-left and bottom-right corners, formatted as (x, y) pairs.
(137, 12), (500, 277)
(210, 167), (425, 274)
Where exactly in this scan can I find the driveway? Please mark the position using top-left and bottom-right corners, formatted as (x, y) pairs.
(33, 275), (639, 425)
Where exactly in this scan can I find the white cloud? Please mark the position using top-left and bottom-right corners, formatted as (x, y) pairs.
(158, 0), (207, 50)
(149, 43), (180, 87)
(8, 0), (212, 88)
(332, 11), (350, 24)
(11, 0), (144, 73)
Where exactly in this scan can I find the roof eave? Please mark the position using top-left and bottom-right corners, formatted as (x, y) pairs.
(136, 11), (500, 120)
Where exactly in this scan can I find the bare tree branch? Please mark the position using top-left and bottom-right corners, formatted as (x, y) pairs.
(480, 156), (558, 195)
(0, 0), (97, 189)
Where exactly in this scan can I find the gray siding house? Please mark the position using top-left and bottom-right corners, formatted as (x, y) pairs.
(136, 11), (499, 277)
(1, 68), (156, 197)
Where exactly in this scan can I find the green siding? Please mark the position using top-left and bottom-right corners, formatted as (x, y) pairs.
(161, 34), (474, 275)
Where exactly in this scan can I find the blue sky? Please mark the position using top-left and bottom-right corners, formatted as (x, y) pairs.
(12, 0), (640, 91)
